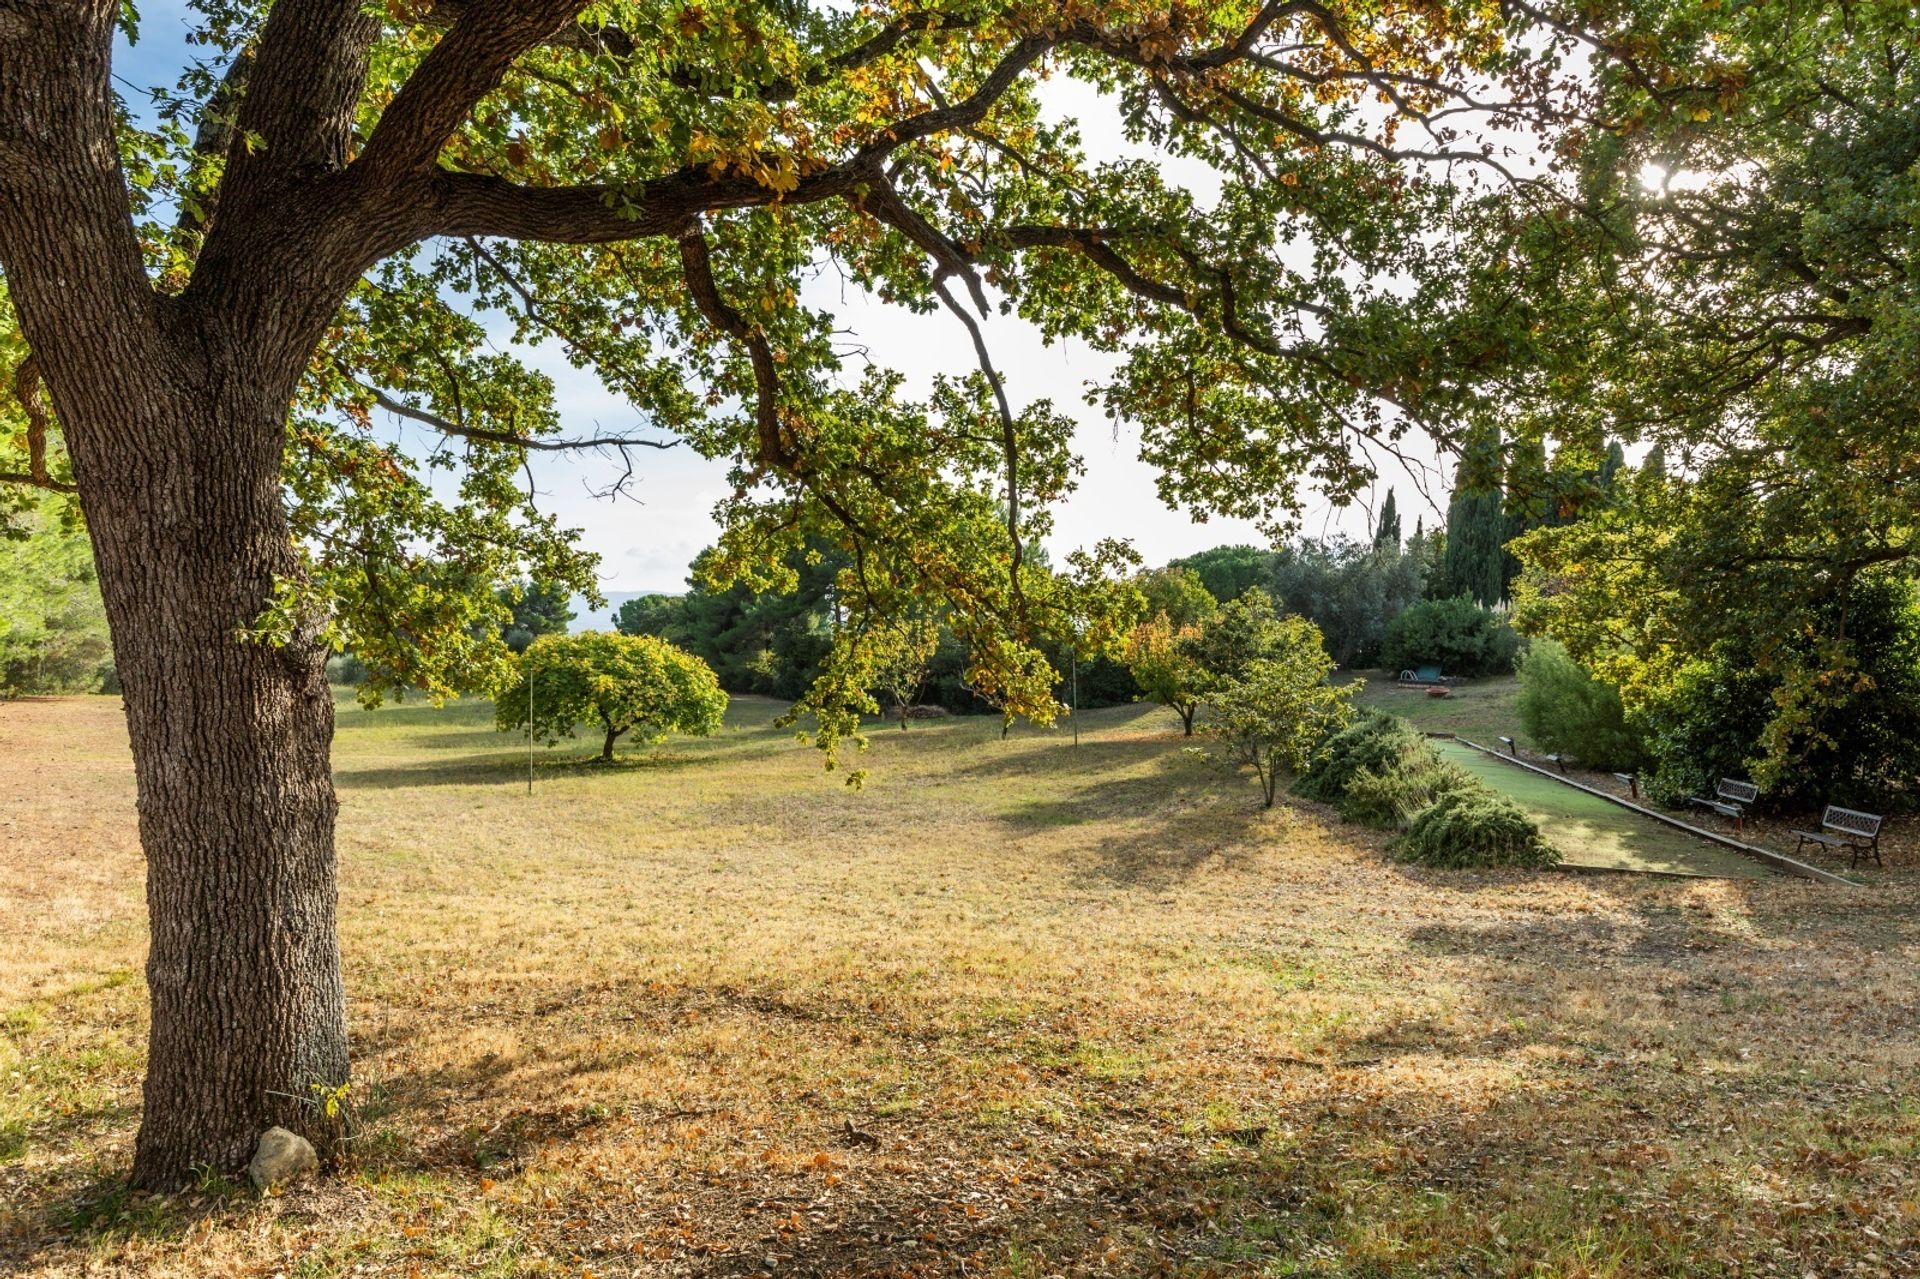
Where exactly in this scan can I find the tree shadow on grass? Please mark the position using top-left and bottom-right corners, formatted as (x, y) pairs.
(991, 756), (1278, 889)
(333, 742), (748, 790)
(331, 755), (531, 790)
(3, 1170), (250, 1260)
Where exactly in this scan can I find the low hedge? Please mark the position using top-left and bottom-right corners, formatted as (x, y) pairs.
(1392, 789), (1560, 869)
(1298, 711), (1559, 869)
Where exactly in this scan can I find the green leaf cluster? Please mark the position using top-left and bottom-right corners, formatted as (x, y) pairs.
(1203, 613), (1354, 808)
(494, 631), (727, 761)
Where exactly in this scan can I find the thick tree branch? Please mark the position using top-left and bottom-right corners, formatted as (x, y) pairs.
(0, 4), (161, 428)
(229, 0), (381, 173)
(675, 224), (789, 471)
(356, 0), (587, 183)
(417, 35), (1050, 244)
(858, 171), (990, 315)
(171, 47), (255, 250)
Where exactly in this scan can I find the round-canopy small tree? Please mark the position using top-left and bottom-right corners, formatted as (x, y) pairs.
(1123, 612), (1210, 735)
(497, 632), (727, 763)
(1207, 616), (1355, 808)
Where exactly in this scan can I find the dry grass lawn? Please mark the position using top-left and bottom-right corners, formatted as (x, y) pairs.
(3, 691), (1919, 1277)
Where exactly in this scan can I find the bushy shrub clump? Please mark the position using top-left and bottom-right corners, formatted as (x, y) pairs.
(1630, 576), (1920, 811)
(1515, 639), (1644, 771)
(1339, 749), (1475, 829)
(1393, 790), (1560, 869)
(1380, 595), (1520, 676)
(1292, 711), (1424, 805)
(1297, 710), (1557, 868)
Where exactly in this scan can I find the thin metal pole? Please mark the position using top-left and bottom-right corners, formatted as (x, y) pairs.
(1070, 648), (1079, 747)
(526, 658), (534, 795)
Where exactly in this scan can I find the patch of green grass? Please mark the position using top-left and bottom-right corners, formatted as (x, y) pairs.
(1352, 672), (1529, 746)
(1431, 739), (1771, 878)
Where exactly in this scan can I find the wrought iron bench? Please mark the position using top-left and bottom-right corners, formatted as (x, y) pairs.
(1689, 778), (1758, 834)
(1792, 806), (1884, 869)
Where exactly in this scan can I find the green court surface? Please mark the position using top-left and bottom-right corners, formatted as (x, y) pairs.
(1430, 739), (1774, 879)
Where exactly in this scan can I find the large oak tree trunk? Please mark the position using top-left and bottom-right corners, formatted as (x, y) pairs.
(76, 353), (349, 1190)
(1, 7), (371, 1190)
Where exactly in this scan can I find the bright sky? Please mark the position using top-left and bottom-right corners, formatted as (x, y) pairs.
(113, 7), (1451, 618)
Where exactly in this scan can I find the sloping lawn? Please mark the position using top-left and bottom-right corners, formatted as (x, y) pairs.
(1430, 740), (1771, 880)
(1350, 674), (1530, 748)
(2, 692), (1918, 1276)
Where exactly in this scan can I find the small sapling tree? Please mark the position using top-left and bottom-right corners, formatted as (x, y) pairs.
(497, 633), (727, 763)
(1124, 613), (1211, 736)
(870, 617), (941, 729)
(1208, 617), (1355, 808)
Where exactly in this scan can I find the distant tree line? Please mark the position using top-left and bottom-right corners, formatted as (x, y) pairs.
(601, 470), (1558, 724)
(0, 494), (114, 697)
(2, 448), (1587, 707)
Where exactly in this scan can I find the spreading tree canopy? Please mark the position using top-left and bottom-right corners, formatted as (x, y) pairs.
(495, 630), (727, 761)
(1506, 0), (1920, 788)
(1206, 614), (1353, 808)
(0, 0), (1684, 1185)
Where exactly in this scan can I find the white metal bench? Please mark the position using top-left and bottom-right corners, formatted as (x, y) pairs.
(1792, 805), (1884, 869)
(1689, 778), (1758, 834)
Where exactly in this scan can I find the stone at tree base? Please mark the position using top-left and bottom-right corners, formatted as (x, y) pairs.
(247, 1126), (318, 1192)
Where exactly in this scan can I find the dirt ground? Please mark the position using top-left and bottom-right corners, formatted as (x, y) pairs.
(3, 692), (1918, 1277)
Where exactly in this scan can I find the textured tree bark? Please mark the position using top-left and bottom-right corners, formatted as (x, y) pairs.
(16, 304), (349, 1191)
(0, 5), (356, 1190)
(81, 366), (350, 1191)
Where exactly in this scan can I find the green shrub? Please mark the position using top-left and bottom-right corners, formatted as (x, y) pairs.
(1515, 638), (1645, 771)
(1392, 790), (1559, 869)
(1297, 708), (1559, 869)
(1292, 711), (1424, 805)
(1381, 595), (1519, 677)
(1633, 576), (1920, 812)
(1339, 749), (1475, 829)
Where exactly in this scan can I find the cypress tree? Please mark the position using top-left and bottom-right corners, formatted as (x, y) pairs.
(1438, 428), (1507, 607)
(1373, 489), (1402, 552)
(1501, 436), (1552, 603)
(1643, 444), (1668, 482)
(1599, 440), (1627, 490)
